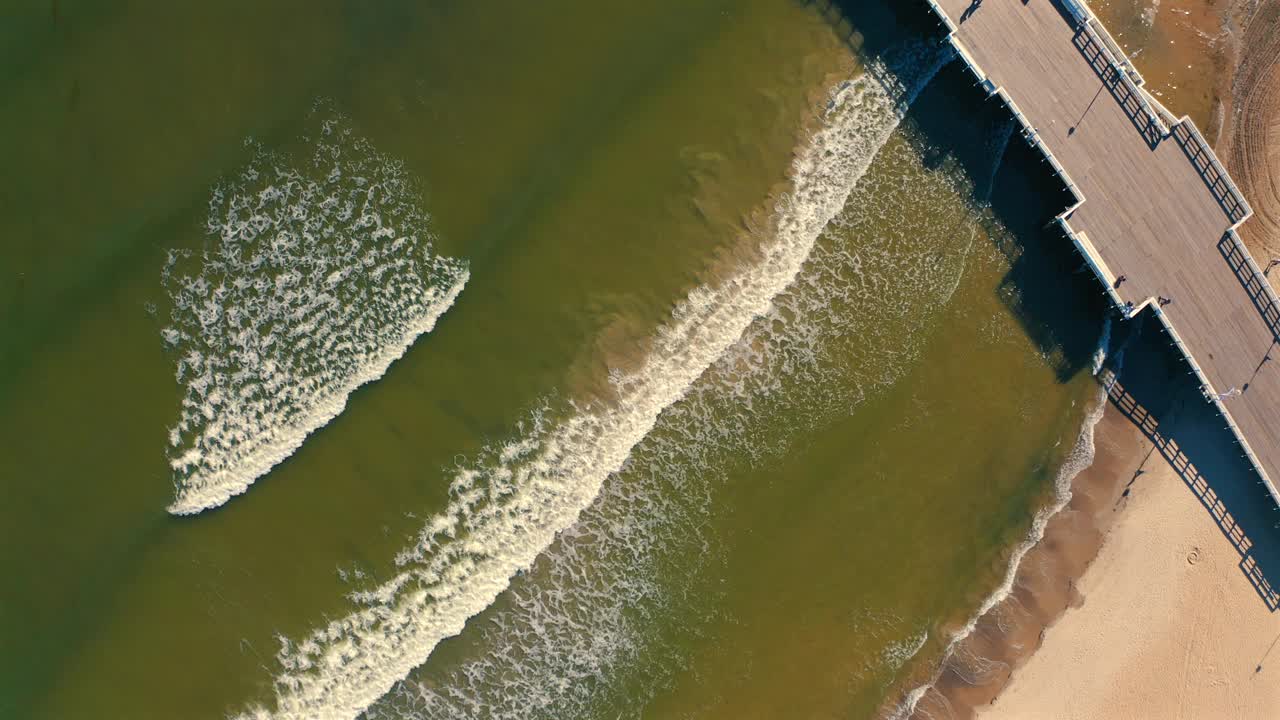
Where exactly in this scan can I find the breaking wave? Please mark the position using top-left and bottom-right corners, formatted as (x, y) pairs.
(161, 107), (468, 515)
(360, 47), (973, 720)
(236, 42), (955, 720)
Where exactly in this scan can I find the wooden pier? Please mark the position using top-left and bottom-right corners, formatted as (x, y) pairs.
(923, 0), (1280, 508)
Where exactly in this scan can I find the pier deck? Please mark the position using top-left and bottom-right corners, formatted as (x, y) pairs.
(927, 0), (1280, 506)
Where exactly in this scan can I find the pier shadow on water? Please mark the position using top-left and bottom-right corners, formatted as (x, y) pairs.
(1107, 315), (1280, 611)
(825, 0), (1280, 608)
(847, 0), (1280, 611)
(820, 0), (1107, 383)
(910, 64), (1105, 382)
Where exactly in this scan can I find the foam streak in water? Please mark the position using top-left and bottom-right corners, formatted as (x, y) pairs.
(237, 47), (947, 720)
(162, 107), (469, 515)
(368, 44), (968, 720)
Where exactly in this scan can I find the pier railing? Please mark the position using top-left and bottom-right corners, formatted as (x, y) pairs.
(1071, 25), (1167, 146)
(1008, 94), (1079, 197)
(1144, 89), (1182, 129)
(1219, 231), (1280, 342)
(918, 0), (1280, 518)
(1150, 305), (1280, 508)
(1114, 62), (1166, 139)
(920, 0), (1089, 224)
(1172, 119), (1254, 226)
(1062, 228), (1129, 307)
(923, 0), (957, 34)
(1056, 0), (1147, 83)
(953, 38), (995, 93)
(1058, 0), (1090, 24)
(1086, 18), (1145, 86)
(980, 87), (1089, 211)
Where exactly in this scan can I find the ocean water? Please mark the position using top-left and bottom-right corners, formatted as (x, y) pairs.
(0, 2), (1105, 719)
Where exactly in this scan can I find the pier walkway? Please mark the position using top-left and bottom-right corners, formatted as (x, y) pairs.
(923, 0), (1280, 509)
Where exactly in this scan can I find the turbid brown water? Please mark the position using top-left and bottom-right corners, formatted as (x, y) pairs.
(0, 2), (1109, 718)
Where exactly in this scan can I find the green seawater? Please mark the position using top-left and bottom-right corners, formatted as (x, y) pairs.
(0, 1), (1105, 718)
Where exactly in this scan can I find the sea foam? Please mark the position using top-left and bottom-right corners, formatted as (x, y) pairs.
(236, 45), (952, 720)
(162, 108), (468, 515)
(367, 72), (972, 720)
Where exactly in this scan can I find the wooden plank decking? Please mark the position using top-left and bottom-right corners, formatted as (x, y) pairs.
(926, 0), (1280, 506)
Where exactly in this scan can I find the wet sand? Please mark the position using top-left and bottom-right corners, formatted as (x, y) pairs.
(895, 3), (1280, 717)
(902, 400), (1152, 720)
(1091, 0), (1280, 263)
(1091, 0), (1230, 133)
(977, 410), (1280, 720)
(1218, 0), (1280, 263)
(902, 304), (1280, 719)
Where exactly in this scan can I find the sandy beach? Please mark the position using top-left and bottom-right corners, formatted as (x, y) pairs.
(900, 313), (1280, 720)
(896, 3), (1280, 718)
(978, 422), (1280, 720)
(901, 398), (1148, 720)
(1219, 0), (1280, 263)
(1091, 0), (1280, 262)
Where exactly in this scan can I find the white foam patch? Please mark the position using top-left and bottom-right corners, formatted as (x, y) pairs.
(882, 629), (930, 670)
(236, 43), (957, 720)
(161, 107), (468, 515)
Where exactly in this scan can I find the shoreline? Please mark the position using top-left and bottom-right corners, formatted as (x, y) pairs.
(893, 327), (1280, 719)
(887, 2), (1280, 716)
(974, 379), (1280, 719)
(897, 310), (1280, 719)
(891, 385), (1149, 720)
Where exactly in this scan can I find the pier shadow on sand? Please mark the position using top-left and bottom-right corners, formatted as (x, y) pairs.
(1108, 314), (1280, 611)
(815, 0), (1280, 609)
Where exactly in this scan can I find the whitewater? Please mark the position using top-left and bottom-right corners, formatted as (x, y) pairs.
(161, 107), (469, 515)
(236, 44), (954, 720)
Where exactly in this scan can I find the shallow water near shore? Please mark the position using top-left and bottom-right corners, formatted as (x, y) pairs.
(2, 2), (1106, 718)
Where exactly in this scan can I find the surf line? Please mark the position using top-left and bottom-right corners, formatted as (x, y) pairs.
(161, 107), (469, 516)
(236, 44), (951, 720)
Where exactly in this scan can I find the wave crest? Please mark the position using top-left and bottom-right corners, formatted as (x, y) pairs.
(162, 106), (468, 515)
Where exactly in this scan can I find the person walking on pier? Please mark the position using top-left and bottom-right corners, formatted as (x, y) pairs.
(1114, 274), (1127, 289)
(1158, 296), (1173, 308)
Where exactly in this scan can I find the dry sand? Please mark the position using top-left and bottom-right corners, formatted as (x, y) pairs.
(977, 422), (1280, 720)
(1219, 0), (1280, 263)
(890, 4), (1280, 717)
(1090, 0), (1280, 262)
(1090, 0), (1230, 132)
(900, 315), (1280, 720)
(963, 326), (1280, 720)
